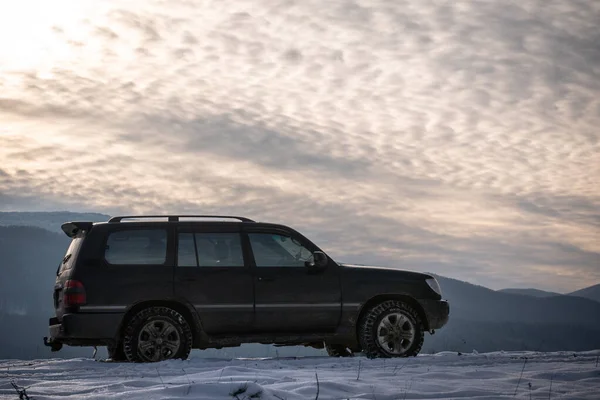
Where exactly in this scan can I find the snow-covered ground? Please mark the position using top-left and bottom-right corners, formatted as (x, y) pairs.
(1, 351), (599, 400)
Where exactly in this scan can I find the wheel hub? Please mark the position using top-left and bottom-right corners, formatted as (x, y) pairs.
(137, 320), (181, 362)
(376, 312), (416, 356)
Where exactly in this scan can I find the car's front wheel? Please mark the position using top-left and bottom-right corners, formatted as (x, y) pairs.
(358, 300), (424, 359)
(123, 306), (193, 362)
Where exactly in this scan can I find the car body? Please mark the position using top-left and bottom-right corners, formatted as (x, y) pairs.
(44, 215), (449, 361)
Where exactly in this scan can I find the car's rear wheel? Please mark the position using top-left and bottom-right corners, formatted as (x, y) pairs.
(324, 343), (353, 357)
(123, 306), (193, 362)
(358, 300), (424, 359)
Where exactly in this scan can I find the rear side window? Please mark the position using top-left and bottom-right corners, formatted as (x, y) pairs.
(105, 229), (167, 265)
(177, 232), (244, 267)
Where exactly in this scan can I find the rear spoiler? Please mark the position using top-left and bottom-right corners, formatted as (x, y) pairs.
(61, 221), (94, 238)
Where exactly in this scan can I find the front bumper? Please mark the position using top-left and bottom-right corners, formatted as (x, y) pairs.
(418, 299), (450, 330)
(44, 313), (123, 349)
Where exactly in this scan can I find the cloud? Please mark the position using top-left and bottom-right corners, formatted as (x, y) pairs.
(0, 0), (598, 292)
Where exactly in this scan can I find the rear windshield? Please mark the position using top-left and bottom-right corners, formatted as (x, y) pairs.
(58, 236), (84, 275)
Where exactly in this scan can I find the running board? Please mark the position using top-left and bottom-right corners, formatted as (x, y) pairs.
(202, 332), (339, 348)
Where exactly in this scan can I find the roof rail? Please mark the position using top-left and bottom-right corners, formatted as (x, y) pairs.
(108, 215), (255, 223)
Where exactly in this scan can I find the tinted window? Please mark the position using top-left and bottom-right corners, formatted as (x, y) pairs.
(248, 233), (313, 267)
(177, 232), (244, 267)
(105, 229), (167, 265)
(177, 233), (197, 267)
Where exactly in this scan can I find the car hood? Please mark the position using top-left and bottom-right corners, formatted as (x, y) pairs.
(339, 263), (433, 280)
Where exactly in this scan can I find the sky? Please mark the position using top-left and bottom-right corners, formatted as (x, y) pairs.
(0, 0), (598, 293)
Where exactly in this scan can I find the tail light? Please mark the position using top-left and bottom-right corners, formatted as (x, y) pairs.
(63, 280), (86, 307)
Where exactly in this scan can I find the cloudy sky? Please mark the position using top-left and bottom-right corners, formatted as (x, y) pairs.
(1, 0), (599, 292)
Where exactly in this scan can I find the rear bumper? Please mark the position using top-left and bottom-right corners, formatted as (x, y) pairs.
(418, 299), (450, 330)
(44, 313), (123, 348)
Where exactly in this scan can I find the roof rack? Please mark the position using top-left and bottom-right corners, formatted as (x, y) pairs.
(108, 215), (255, 223)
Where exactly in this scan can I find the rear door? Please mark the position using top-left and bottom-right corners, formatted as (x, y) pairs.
(80, 225), (174, 315)
(247, 228), (341, 332)
(173, 224), (254, 334)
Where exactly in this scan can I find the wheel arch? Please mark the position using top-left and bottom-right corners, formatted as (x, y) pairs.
(116, 299), (204, 348)
(356, 294), (429, 335)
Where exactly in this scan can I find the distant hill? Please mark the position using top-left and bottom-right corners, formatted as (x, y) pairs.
(2, 212), (600, 359)
(569, 283), (600, 303)
(0, 225), (83, 359)
(498, 288), (561, 298)
(0, 211), (110, 233)
(0, 225), (69, 316)
(422, 275), (600, 353)
(498, 284), (600, 304)
(434, 275), (600, 329)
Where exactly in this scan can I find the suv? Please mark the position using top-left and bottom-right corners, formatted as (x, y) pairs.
(44, 215), (449, 361)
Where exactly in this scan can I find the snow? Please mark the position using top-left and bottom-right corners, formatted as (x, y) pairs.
(1, 351), (599, 399)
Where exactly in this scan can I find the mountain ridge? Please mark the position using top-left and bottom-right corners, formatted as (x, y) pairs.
(568, 283), (600, 303)
(498, 288), (561, 298)
(497, 285), (600, 304)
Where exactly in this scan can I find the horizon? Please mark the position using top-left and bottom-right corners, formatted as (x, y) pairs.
(1, 209), (599, 294)
(1, 0), (599, 293)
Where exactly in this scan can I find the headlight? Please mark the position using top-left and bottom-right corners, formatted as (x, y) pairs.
(426, 278), (442, 296)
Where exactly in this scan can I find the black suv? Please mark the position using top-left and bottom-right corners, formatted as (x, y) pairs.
(44, 215), (449, 361)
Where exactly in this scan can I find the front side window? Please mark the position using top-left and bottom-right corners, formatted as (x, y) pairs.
(177, 232), (244, 267)
(248, 233), (313, 267)
(105, 229), (167, 265)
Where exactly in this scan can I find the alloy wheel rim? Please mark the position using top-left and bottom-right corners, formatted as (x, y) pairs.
(376, 312), (415, 355)
(137, 320), (181, 362)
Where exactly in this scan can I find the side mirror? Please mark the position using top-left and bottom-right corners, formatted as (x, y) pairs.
(313, 251), (328, 267)
(305, 251), (328, 270)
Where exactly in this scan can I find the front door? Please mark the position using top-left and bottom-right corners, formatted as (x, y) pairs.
(173, 226), (254, 334)
(247, 229), (341, 332)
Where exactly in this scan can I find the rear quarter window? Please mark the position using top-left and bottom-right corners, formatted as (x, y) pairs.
(104, 229), (167, 265)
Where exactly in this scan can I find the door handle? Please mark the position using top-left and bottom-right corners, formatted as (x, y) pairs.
(258, 277), (274, 282)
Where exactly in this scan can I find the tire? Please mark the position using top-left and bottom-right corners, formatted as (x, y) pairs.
(123, 306), (193, 362)
(325, 343), (353, 357)
(358, 300), (424, 359)
(107, 343), (127, 362)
